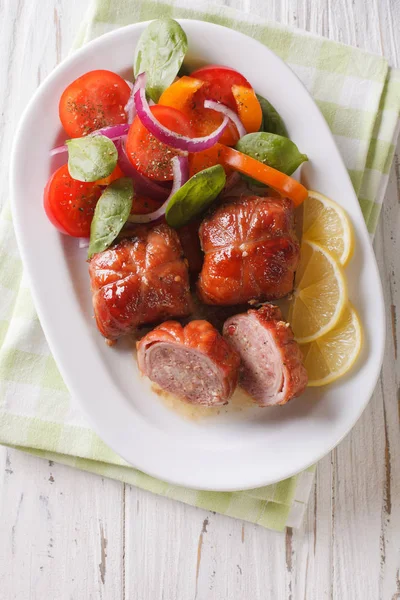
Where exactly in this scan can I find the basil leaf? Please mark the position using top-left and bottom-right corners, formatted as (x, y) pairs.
(256, 94), (288, 138)
(236, 132), (308, 176)
(88, 178), (133, 259)
(134, 19), (188, 102)
(165, 165), (226, 229)
(67, 135), (118, 182)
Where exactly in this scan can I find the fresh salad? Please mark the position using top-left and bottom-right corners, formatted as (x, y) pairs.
(44, 19), (360, 407)
(45, 18), (308, 255)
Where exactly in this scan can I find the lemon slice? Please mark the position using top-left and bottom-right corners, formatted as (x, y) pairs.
(289, 240), (347, 343)
(301, 304), (362, 386)
(302, 190), (354, 266)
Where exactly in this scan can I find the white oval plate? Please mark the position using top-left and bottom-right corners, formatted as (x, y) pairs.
(11, 20), (385, 491)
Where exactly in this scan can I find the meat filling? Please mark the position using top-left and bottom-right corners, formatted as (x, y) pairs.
(223, 305), (308, 406)
(140, 343), (226, 405)
(225, 318), (284, 402)
(137, 320), (240, 406)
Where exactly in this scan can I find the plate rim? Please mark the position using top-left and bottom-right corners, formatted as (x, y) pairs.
(10, 19), (386, 491)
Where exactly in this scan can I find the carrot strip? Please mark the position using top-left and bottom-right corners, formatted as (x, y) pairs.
(218, 145), (308, 206)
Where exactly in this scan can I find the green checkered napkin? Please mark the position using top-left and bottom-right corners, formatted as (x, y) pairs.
(1, 0), (399, 531)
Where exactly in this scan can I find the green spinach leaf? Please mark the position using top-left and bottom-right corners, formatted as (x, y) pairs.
(256, 94), (288, 138)
(134, 19), (188, 102)
(88, 178), (133, 259)
(236, 132), (308, 176)
(165, 165), (226, 229)
(67, 135), (118, 182)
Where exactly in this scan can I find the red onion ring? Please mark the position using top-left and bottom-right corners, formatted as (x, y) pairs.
(50, 145), (69, 157)
(50, 123), (130, 157)
(133, 72), (229, 153)
(90, 123), (130, 139)
(124, 80), (136, 124)
(203, 99), (246, 138)
(127, 156), (189, 224)
(78, 238), (89, 249)
(123, 74), (154, 124)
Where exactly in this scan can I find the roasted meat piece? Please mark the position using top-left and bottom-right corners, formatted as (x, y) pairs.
(197, 196), (300, 305)
(137, 320), (240, 406)
(177, 219), (204, 274)
(89, 224), (192, 340)
(223, 304), (308, 406)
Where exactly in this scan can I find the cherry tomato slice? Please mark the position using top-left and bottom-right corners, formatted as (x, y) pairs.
(158, 77), (238, 146)
(188, 146), (232, 177)
(126, 105), (194, 182)
(131, 195), (163, 215)
(59, 70), (131, 138)
(189, 90), (239, 146)
(44, 164), (103, 237)
(190, 65), (252, 110)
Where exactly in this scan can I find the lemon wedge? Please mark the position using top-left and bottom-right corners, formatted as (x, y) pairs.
(302, 190), (354, 266)
(289, 240), (348, 343)
(301, 304), (362, 386)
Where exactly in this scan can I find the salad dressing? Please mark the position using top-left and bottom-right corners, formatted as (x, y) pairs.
(152, 382), (255, 421)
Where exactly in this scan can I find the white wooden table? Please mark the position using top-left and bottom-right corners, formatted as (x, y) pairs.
(0, 1), (399, 598)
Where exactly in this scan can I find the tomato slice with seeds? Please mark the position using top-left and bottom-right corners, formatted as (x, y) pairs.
(131, 195), (163, 215)
(59, 70), (131, 138)
(159, 77), (239, 146)
(190, 65), (252, 111)
(126, 105), (194, 182)
(188, 146), (232, 177)
(44, 164), (103, 237)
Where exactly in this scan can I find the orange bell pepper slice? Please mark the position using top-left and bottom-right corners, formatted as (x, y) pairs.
(159, 76), (205, 112)
(219, 145), (308, 206)
(95, 164), (124, 186)
(232, 85), (262, 133)
(159, 77), (239, 146)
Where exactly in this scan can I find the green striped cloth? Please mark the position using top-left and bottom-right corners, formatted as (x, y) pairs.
(1, 0), (399, 531)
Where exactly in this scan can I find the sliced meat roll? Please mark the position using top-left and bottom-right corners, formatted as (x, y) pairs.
(89, 223), (192, 341)
(223, 305), (308, 406)
(137, 320), (240, 406)
(197, 195), (300, 305)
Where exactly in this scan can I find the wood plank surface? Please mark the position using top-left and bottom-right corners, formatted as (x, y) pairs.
(0, 0), (399, 598)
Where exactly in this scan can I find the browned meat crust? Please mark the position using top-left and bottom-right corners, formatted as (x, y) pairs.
(198, 196), (300, 305)
(89, 224), (192, 340)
